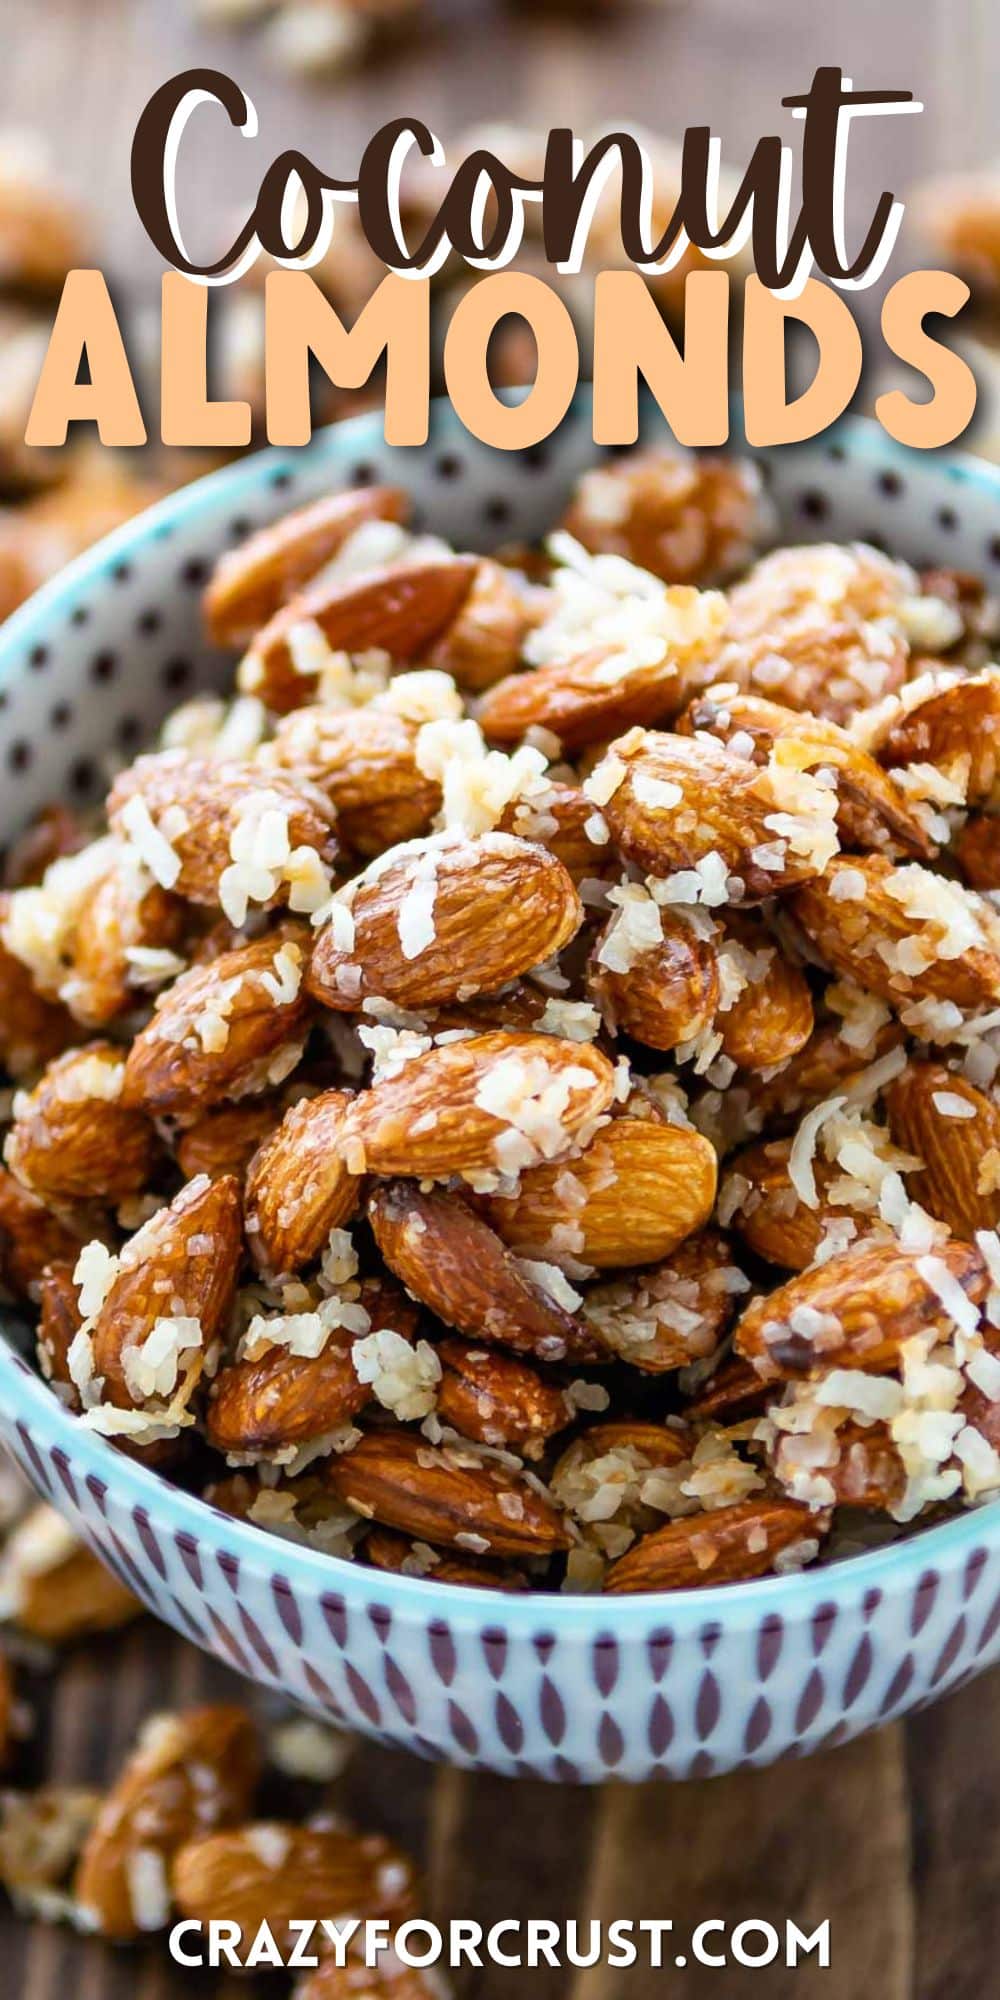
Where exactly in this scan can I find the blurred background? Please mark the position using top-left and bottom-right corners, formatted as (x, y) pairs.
(0, 4), (998, 1997)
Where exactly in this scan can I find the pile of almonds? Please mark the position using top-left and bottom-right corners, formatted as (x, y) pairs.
(4, 445), (1000, 1593)
(0, 1692), (437, 1993)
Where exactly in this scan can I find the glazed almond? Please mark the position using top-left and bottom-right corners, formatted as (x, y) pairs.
(325, 1430), (571, 1558)
(589, 904), (719, 1052)
(581, 1231), (743, 1372)
(424, 554), (538, 691)
(368, 1181), (597, 1363)
(345, 1031), (616, 1180)
(122, 933), (312, 1117)
(271, 704), (439, 857)
(108, 753), (337, 913)
(74, 1707), (259, 1939)
(172, 1823), (416, 1952)
(484, 1117), (718, 1271)
(205, 485), (409, 645)
(245, 1089), (360, 1274)
(308, 833), (582, 1012)
(436, 1336), (572, 1455)
(734, 1238), (988, 1382)
(791, 856), (1000, 1011)
(885, 1061), (1000, 1238)
(6, 1043), (159, 1203)
(0, 1166), (94, 1301)
(605, 1496), (824, 1592)
(241, 555), (478, 713)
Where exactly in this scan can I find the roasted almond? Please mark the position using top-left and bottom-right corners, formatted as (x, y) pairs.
(885, 1061), (1000, 1237)
(241, 555), (479, 713)
(245, 1089), (360, 1274)
(589, 904), (719, 1051)
(363, 1524), (527, 1592)
(62, 861), (185, 1028)
(205, 1276), (416, 1454)
(479, 641), (696, 753)
(205, 486), (409, 645)
(368, 1181), (599, 1363)
(0, 1505), (142, 1644)
(108, 753), (338, 912)
(436, 1336), (571, 1456)
(560, 449), (764, 585)
(74, 1707), (259, 1940)
(325, 1430), (571, 1558)
(734, 1238), (988, 1381)
(344, 1030), (616, 1180)
(598, 726), (839, 898)
(90, 1174), (243, 1413)
(605, 1495), (824, 1592)
(682, 1354), (769, 1423)
(715, 542), (912, 725)
(954, 812), (1000, 891)
(878, 669), (1000, 805)
(679, 688), (935, 858)
(0, 1167), (93, 1301)
(122, 933), (312, 1117)
(723, 1136), (870, 1272)
(175, 1096), (284, 1183)
(6, 1043), (160, 1203)
(581, 1231), (744, 1371)
(172, 1823), (417, 1952)
(424, 554), (539, 691)
(747, 1013), (905, 1127)
(484, 1118), (718, 1271)
(308, 833), (582, 1012)
(270, 704), (440, 857)
(791, 855), (1000, 1011)
(714, 914), (814, 1072)
(499, 780), (618, 884)
(0, 902), (80, 1078)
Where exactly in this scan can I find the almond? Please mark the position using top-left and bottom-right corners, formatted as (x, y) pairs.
(0, 1786), (101, 1901)
(499, 780), (618, 885)
(0, 1167), (93, 1301)
(715, 542), (911, 725)
(74, 1707), (259, 1939)
(245, 1089), (360, 1274)
(205, 485), (409, 645)
(734, 1238), (988, 1382)
(605, 1495), (824, 1592)
(90, 1174), (243, 1413)
(682, 1355), (769, 1423)
(36, 1260), (82, 1391)
(954, 812), (1000, 891)
(715, 914), (814, 1072)
(308, 833), (581, 1012)
(6, 1043), (160, 1202)
(599, 727), (837, 898)
(773, 1418), (906, 1514)
(878, 669), (1000, 804)
(0, 903), (79, 1078)
(122, 933), (313, 1117)
(581, 1231), (743, 1372)
(680, 688), (935, 858)
(325, 1430), (571, 1558)
(424, 554), (539, 691)
(885, 1061), (1000, 1237)
(368, 1181), (599, 1363)
(363, 1524), (527, 1591)
(108, 753), (338, 910)
(242, 555), (479, 713)
(589, 908), (719, 1051)
(436, 1336), (571, 1456)
(0, 1505), (142, 1644)
(270, 705), (440, 857)
(791, 855), (1000, 1011)
(172, 1823), (417, 1952)
(205, 1276), (416, 1454)
(175, 1096), (284, 1183)
(484, 1118), (718, 1271)
(551, 1419), (696, 1545)
(479, 640), (694, 752)
(344, 1030), (616, 1180)
(723, 1136), (871, 1272)
(747, 1014), (904, 1127)
(63, 863), (185, 1028)
(561, 449), (764, 585)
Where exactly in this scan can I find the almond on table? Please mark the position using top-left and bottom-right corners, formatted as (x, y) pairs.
(5, 444), (1000, 1595)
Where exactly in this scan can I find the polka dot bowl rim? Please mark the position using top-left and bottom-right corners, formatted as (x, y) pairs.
(1, 394), (999, 1779)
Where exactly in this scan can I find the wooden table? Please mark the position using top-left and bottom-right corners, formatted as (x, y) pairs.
(2, 2), (1000, 1994)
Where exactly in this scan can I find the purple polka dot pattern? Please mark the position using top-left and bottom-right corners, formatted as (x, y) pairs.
(3, 403), (1000, 1780)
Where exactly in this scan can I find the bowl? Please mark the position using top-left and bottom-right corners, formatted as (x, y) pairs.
(2, 396), (1000, 1783)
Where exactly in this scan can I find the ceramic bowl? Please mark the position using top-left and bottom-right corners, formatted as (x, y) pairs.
(2, 397), (1000, 1783)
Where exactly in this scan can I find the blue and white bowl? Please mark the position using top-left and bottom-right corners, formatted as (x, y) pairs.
(2, 398), (1000, 1782)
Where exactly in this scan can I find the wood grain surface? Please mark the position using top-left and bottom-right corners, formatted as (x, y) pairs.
(1, 2), (999, 1995)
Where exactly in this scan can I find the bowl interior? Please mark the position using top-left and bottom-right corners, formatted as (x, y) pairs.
(2, 392), (1000, 1630)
